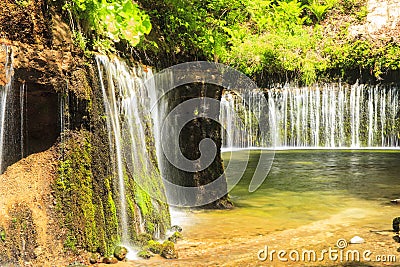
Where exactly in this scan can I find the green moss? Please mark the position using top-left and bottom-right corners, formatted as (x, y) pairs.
(168, 231), (182, 243)
(56, 130), (99, 252)
(137, 250), (152, 259)
(136, 233), (152, 247)
(0, 228), (5, 242)
(55, 130), (120, 255)
(146, 240), (163, 254)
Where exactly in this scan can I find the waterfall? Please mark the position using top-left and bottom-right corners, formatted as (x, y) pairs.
(95, 56), (164, 245)
(20, 83), (26, 158)
(220, 90), (268, 149)
(0, 45), (13, 172)
(220, 83), (400, 149)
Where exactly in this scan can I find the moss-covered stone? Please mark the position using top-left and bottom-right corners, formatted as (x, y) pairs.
(136, 233), (152, 247)
(168, 231), (182, 243)
(137, 250), (153, 259)
(160, 240), (178, 259)
(113, 245), (128, 261)
(146, 240), (163, 254)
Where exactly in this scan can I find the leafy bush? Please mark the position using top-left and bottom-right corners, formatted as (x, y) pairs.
(66, 0), (151, 47)
(140, 0), (396, 84)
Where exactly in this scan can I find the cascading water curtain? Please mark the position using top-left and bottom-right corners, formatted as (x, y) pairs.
(0, 45), (13, 172)
(96, 56), (166, 242)
(221, 83), (400, 149)
(20, 83), (27, 158)
(220, 90), (268, 149)
(268, 83), (400, 148)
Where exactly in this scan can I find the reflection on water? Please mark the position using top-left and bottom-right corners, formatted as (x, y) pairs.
(228, 150), (400, 201)
(181, 150), (400, 240)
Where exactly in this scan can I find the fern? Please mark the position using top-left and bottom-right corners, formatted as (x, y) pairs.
(306, 1), (330, 22)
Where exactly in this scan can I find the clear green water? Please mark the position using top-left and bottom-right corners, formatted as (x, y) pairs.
(227, 150), (400, 226)
(180, 150), (400, 239)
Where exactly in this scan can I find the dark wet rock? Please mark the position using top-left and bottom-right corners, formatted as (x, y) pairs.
(102, 257), (118, 264)
(113, 245), (128, 261)
(168, 231), (183, 243)
(393, 217), (400, 233)
(391, 199), (400, 204)
(147, 240), (163, 254)
(170, 225), (182, 233)
(161, 241), (178, 259)
(138, 250), (153, 259)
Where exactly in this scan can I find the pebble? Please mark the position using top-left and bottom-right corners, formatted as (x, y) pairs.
(350, 236), (365, 244)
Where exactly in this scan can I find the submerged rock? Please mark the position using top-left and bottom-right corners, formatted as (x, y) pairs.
(102, 257), (118, 264)
(114, 245), (128, 261)
(161, 241), (178, 259)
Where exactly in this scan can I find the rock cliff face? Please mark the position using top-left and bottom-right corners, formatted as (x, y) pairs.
(0, 1), (170, 265)
(159, 81), (233, 209)
(350, 0), (400, 37)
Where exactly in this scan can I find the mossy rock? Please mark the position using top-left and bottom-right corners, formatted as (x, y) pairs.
(138, 250), (153, 259)
(113, 245), (128, 261)
(0, 227), (5, 242)
(89, 252), (100, 264)
(161, 240), (178, 259)
(168, 231), (182, 243)
(136, 232), (152, 246)
(146, 240), (163, 254)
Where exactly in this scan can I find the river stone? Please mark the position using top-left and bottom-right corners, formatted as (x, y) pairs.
(350, 236), (364, 244)
(102, 257), (118, 264)
(161, 241), (178, 259)
(114, 245), (128, 261)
